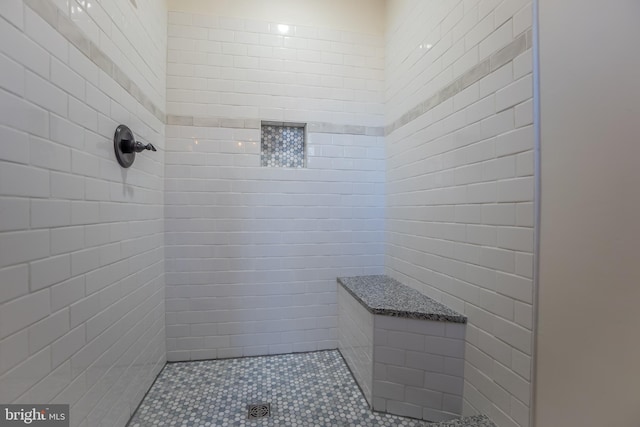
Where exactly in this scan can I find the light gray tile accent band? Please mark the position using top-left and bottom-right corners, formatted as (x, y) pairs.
(385, 30), (532, 136)
(167, 115), (385, 136)
(166, 115), (261, 129)
(23, 0), (166, 124)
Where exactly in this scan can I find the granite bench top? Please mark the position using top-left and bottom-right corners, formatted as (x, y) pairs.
(337, 275), (467, 323)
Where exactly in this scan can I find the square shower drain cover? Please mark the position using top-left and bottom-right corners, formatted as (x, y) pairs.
(247, 403), (271, 419)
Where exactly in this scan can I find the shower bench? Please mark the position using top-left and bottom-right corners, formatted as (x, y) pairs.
(337, 275), (467, 422)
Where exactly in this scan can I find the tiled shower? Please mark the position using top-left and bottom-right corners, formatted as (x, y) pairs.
(0, 0), (528, 425)
(1, 0), (636, 426)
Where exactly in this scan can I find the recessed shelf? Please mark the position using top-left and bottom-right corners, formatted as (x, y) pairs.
(260, 122), (306, 168)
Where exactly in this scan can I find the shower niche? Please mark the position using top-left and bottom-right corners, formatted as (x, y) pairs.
(260, 122), (306, 168)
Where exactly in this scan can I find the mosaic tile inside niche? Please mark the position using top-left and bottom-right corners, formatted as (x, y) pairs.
(261, 124), (305, 168)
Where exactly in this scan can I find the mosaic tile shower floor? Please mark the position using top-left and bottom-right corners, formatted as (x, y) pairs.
(128, 350), (440, 427)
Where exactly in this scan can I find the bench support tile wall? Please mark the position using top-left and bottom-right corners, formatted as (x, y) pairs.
(337, 275), (466, 422)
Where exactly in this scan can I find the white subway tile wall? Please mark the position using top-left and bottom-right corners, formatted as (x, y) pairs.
(166, 10), (384, 127)
(337, 285), (374, 404)
(0, 1), (167, 427)
(165, 125), (385, 360)
(385, 1), (534, 427)
(164, 10), (385, 361)
(373, 316), (465, 422)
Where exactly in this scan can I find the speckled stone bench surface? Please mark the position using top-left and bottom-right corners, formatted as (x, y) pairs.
(337, 275), (467, 323)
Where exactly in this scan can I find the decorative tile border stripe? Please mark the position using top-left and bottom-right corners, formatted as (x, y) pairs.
(308, 122), (384, 137)
(166, 115), (260, 129)
(24, 0), (166, 123)
(385, 29), (532, 136)
(167, 115), (385, 137)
